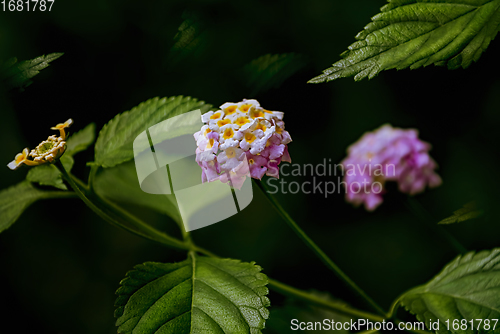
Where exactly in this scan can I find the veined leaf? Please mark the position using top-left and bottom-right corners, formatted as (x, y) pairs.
(93, 160), (182, 224)
(94, 96), (212, 168)
(1, 53), (63, 88)
(309, 0), (500, 82)
(66, 122), (96, 156)
(0, 181), (73, 233)
(398, 248), (500, 333)
(243, 53), (307, 95)
(26, 155), (74, 190)
(115, 255), (270, 334)
(438, 201), (483, 225)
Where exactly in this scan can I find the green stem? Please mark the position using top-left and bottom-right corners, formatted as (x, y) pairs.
(267, 278), (385, 321)
(193, 244), (384, 321)
(41, 191), (79, 200)
(55, 160), (190, 252)
(254, 179), (387, 317)
(88, 163), (99, 192)
(404, 197), (467, 254)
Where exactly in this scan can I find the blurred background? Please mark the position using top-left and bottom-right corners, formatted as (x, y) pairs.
(1, 0), (499, 333)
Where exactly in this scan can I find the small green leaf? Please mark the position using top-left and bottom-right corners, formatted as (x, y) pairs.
(94, 96), (212, 168)
(309, 0), (500, 82)
(2, 53), (63, 88)
(398, 248), (500, 333)
(438, 201), (484, 225)
(66, 122), (96, 156)
(26, 155), (74, 190)
(243, 53), (307, 95)
(0, 181), (71, 233)
(115, 255), (270, 334)
(93, 160), (182, 224)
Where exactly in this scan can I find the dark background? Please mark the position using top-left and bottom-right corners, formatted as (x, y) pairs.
(1, 0), (499, 333)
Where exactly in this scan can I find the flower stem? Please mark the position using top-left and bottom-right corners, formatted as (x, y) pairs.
(254, 179), (387, 317)
(55, 160), (190, 252)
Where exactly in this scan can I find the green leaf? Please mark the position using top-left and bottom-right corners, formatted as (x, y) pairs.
(0, 181), (72, 233)
(243, 53), (307, 95)
(438, 201), (484, 225)
(66, 122), (96, 156)
(266, 291), (351, 333)
(94, 96), (212, 168)
(93, 160), (182, 224)
(309, 0), (500, 82)
(115, 255), (270, 334)
(2, 53), (63, 88)
(398, 248), (500, 333)
(26, 155), (74, 190)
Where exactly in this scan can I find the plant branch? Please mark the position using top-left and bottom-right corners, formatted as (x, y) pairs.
(254, 179), (387, 317)
(55, 160), (190, 252)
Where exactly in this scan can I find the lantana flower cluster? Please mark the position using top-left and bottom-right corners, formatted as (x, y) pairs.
(7, 119), (73, 170)
(194, 99), (291, 188)
(341, 124), (442, 211)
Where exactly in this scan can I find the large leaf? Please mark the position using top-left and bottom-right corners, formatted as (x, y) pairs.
(438, 201), (484, 225)
(93, 160), (182, 224)
(243, 53), (306, 95)
(94, 96), (212, 168)
(1, 53), (63, 88)
(26, 155), (74, 190)
(115, 255), (270, 334)
(0, 181), (73, 233)
(398, 248), (500, 333)
(309, 0), (500, 82)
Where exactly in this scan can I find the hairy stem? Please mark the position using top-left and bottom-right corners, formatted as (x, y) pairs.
(254, 179), (387, 317)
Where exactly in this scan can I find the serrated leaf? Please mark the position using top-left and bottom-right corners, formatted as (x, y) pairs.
(93, 160), (182, 224)
(26, 155), (74, 190)
(243, 53), (307, 95)
(66, 122), (96, 156)
(309, 0), (500, 82)
(266, 291), (351, 333)
(94, 96), (212, 168)
(1, 53), (63, 88)
(115, 255), (270, 334)
(0, 181), (70, 233)
(438, 201), (484, 225)
(398, 248), (500, 333)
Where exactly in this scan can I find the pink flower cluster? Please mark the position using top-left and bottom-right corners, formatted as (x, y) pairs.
(341, 124), (442, 211)
(194, 99), (291, 188)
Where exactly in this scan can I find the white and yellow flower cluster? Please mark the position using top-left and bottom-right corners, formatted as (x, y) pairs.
(7, 119), (73, 170)
(194, 99), (291, 188)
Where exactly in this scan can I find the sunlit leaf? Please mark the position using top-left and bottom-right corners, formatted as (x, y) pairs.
(94, 96), (212, 168)
(66, 122), (96, 156)
(1, 53), (63, 88)
(310, 0), (500, 82)
(115, 255), (270, 333)
(398, 248), (500, 333)
(438, 201), (483, 225)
